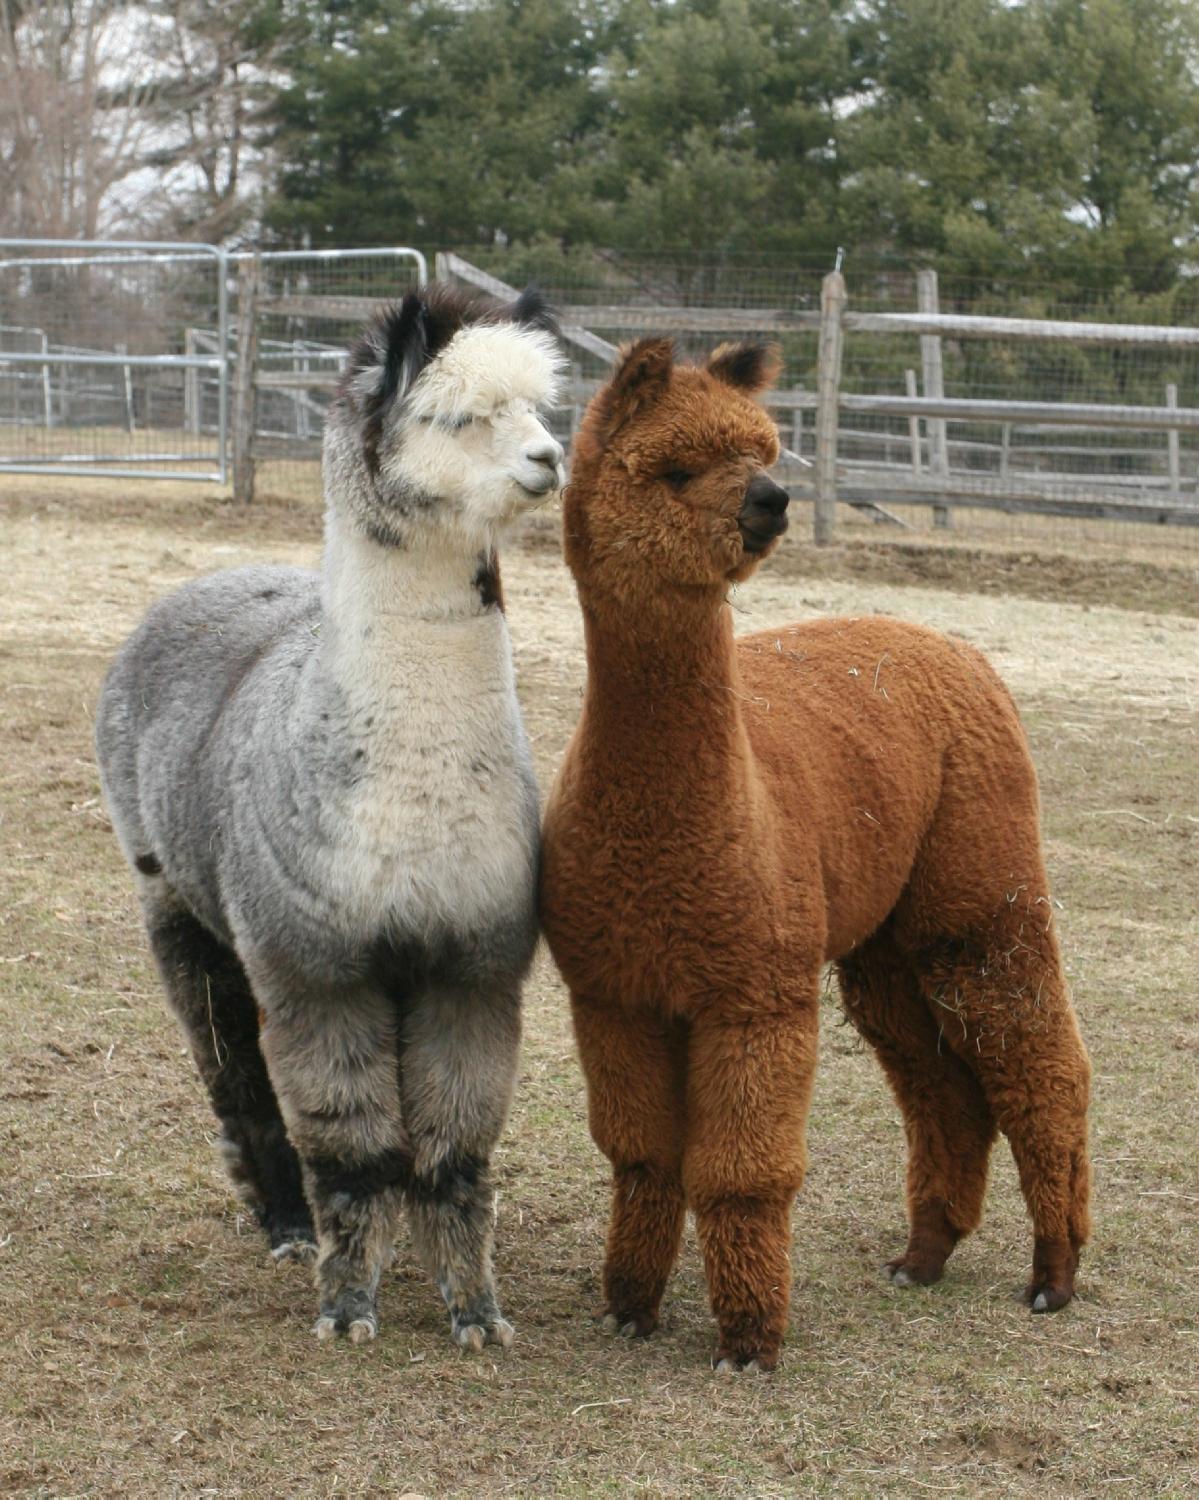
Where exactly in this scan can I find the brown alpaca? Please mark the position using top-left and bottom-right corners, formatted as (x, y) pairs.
(540, 337), (1091, 1372)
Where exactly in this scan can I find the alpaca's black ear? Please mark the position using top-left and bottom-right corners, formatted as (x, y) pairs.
(344, 293), (432, 471)
(346, 294), (430, 408)
(604, 336), (674, 432)
(706, 341), (781, 395)
(511, 284), (561, 339)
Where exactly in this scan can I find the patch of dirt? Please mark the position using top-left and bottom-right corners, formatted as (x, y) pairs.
(0, 479), (323, 547)
(1, 481), (1195, 1498)
(924, 1423), (1063, 1471)
(774, 538), (1199, 616)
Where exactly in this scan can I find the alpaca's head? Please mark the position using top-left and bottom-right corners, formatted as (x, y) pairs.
(563, 338), (788, 598)
(325, 284), (566, 549)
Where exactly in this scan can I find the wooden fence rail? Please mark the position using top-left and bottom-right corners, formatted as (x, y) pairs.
(833, 393), (1199, 430)
(806, 270), (1199, 538)
(233, 255), (1199, 530)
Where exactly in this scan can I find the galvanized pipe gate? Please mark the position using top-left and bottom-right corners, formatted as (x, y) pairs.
(0, 239), (230, 482)
(0, 241), (426, 485)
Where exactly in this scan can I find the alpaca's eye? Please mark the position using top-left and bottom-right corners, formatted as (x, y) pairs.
(441, 413), (474, 432)
(663, 469), (692, 488)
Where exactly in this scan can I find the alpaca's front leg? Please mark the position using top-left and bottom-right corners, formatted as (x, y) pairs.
(398, 982), (522, 1352)
(254, 980), (409, 1343)
(571, 994), (687, 1338)
(684, 1000), (818, 1373)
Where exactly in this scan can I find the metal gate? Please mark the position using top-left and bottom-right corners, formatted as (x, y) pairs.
(0, 241), (427, 485)
(0, 239), (230, 482)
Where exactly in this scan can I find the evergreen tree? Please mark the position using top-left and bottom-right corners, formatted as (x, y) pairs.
(841, 0), (1199, 292)
(268, 0), (607, 247)
(259, 0), (1199, 300)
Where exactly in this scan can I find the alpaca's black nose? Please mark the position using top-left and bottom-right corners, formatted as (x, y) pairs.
(738, 474), (790, 554)
(743, 473), (790, 517)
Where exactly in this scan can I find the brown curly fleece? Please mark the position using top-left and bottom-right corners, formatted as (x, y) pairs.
(540, 337), (1091, 1372)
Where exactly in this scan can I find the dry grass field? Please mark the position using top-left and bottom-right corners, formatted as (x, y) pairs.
(1, 479), (1196, 1498)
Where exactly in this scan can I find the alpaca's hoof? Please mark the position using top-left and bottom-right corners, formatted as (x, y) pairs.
(600, 1313), (646, 1339)
(454, 1317), (514, 1353)
(313, 1302), (379, 1343)
(312, 1314), (378, 1350)
(1026, 1283), (1073, 1314)
(712, 1347), (775, 1374)
(884, 1255), (944, 1288)
(712, 1332), (779, 1373)
(271, 1236), (318, 1266)
(599, 1307), (658, 1339)
(1026, 1236), (1078, 1313)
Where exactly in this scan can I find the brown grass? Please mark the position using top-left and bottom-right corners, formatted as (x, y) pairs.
(1, 482), (1197, 1497)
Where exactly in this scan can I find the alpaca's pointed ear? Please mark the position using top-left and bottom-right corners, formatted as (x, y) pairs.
(344, 293), (432, 471)
(346, 293), (430, 414)
(706, 341), (781, 395)
(511, 284), (561, 340)
(604, 337), (674, 431)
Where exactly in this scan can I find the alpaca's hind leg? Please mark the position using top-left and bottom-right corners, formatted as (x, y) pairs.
(838, 929), (997, 1287)
(253, 980), (409, 1342)
(143, 899), (314, 1259)
(398, 983), (522, 1352)
(571, 994), (687, 1338)
(917, 925), (1090, 1313)
(683, 999), (818, 1372)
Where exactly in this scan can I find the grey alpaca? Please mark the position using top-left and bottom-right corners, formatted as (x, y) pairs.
(95, 284), (565, 1346)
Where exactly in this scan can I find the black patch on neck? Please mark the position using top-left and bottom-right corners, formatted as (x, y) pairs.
(473, 550), (504, 611)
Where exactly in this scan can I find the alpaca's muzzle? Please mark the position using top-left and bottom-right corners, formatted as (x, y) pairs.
(738, 474), (790, 553)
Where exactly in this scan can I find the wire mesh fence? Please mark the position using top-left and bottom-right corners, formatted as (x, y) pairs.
(3, 240), (1196, 563)
(828, 268), (1199, 551)
(0, 243), (426, 489)
(434, 246), (1199, 557)
(0, 240), (228, 480)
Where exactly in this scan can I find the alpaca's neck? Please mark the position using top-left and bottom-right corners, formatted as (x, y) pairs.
(317, 506), (501, 706)
(579, 591), (750, 779)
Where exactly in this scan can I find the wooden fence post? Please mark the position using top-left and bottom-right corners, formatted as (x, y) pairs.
(1166, 382), (1180, 497)
(917, 269), (951, 527)
(232, 256), (260, 504)
(904, 368), (922, 476)
(814, 270), (846, 545)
